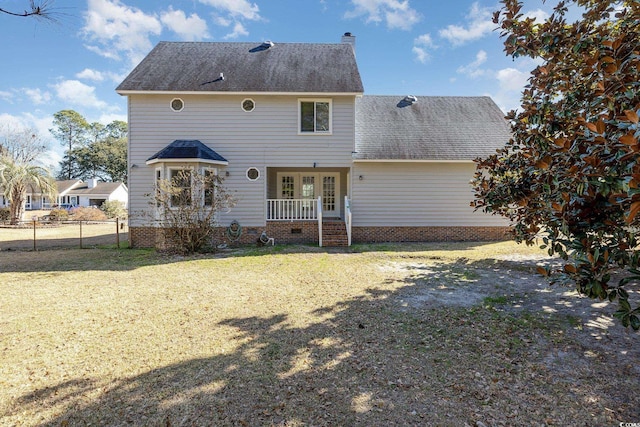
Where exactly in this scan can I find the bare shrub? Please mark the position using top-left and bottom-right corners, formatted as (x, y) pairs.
(149, 169), (235, 254)
(72, 207), (108, 221)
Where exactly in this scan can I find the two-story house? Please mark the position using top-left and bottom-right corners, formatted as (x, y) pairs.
(117, 34), (510, 248)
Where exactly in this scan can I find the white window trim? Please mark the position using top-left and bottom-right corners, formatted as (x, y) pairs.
(202, 167), (218, 207)
(170, 98), (184, 112)
(298, 98), (332, 135)
(246, 167), (260, 181)
(241, 98), (255, 112)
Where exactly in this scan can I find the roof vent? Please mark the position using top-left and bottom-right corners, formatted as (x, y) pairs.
(262, 40), (274, 49)
(404, 95), (418, 104)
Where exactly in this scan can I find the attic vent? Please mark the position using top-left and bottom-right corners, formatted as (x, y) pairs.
(404, 95), (418, 104)
(262, 40), (274, 49)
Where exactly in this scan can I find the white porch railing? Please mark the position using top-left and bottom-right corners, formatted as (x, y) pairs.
(267, 199), (319, 221)
(318, 196), (323, 247)
(345, 196), (352, 246)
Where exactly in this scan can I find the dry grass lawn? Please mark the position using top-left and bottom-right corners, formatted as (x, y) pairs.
(0, 219), (126, 250)
(0, 242), (638, 426)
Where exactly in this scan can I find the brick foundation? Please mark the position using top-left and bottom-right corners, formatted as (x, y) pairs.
(130, 225), (268, 249)
(130, 224), (510, 249)
(351, 226), (511, 243)
(266, 221), (319, 244)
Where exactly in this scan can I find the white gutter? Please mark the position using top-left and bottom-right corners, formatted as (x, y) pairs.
(351, 159), (475, 163)
(117, 90), (365, 97)
(145, 158), (229, 166)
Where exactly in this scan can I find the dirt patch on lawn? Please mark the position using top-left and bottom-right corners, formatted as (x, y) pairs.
(392, 254), (639, 353)
(386, 253), (640, 424)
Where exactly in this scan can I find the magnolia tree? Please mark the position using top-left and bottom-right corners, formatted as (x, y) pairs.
(472, 0), (640, 328)
(150, 169), (235, 254)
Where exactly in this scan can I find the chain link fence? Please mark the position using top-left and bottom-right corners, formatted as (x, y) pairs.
(0, 218), (128, 251)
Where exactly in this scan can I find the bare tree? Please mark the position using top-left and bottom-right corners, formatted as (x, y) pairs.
(0, 126), (48, 163)
(0, 0), (57, 21)
(0, 126), (56, 224)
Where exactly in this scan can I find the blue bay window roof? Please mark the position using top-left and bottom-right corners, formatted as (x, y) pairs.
(146, 140), (228, 166)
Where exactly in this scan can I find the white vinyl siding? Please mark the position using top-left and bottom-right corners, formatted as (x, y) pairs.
(127, 94), (355, 227)
(351, 162), (510, 227)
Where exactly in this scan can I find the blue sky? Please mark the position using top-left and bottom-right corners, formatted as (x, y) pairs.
(0, 0), (553, 169)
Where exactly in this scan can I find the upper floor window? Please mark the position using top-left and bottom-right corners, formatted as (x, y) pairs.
(299, 99), (331, 134)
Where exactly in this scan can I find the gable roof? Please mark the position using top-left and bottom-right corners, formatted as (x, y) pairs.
(24, 180), (126, 196)
(56, 180), (82, 194)
(354, 96), (511, 161)
(117, 41), (364, 94)
(146, 140), (229, 166)
(69, 182), (126, 196)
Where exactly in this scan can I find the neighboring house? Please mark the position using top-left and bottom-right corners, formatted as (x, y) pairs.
(117, 34), (511, 248)
(0, 179), (128, 210)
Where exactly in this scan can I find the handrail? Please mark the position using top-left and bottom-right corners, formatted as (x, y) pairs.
(317, 196), (323, 247)
(345, 195), (352, 246)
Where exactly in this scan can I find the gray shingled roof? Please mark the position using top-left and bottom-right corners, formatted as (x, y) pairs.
(146, 140), (228, 164)
(71, 182), (125, 196)
(117, 41), (363, 94)
(354, 96), (511, 161)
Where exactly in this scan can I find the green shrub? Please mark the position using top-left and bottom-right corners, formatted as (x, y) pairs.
(73, 207), (108, 221)
(48, 209), (69, 221)
(101, 200), (128, 219)
(0, 207), (9, 221)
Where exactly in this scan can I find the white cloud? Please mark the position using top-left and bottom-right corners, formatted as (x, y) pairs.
(76, 68), (105, 81)
(524, 9), (549, 22)
(161, 7), (210, 41)
(198, 0), (261, 20)
(224, 22), (249, 39)
(457, 49), (489, 77)
(496, 67), (529, 91)
(52, 80), (108, 110)
(96, 113), (127, 125)
(0, 90), (13, 103)
(412, 33), (434, 63)
(76, 68), (127, 84)
(0, 113), (27, 130)
(82, 0), (162, 66)
(489, 67), (531, 112)
(24, 88), (52, 105)
(214, 15), (231, 26)
(346, 0), (421, 30)
(439, 2), (495, 45)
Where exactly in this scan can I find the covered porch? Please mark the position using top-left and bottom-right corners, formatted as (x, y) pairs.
(265, 167), (352, 246)
(265, 167), (349, 221)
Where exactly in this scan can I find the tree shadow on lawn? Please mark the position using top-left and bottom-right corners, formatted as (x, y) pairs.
(219, 240), (499, 258)
(0, 241), (506, 274)
(6, 271), (639, 426)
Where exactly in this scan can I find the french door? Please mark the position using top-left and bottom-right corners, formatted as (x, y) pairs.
(278, 172), (340, 217)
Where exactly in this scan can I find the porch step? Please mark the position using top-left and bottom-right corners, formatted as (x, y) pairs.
(322, 220), (348, 247)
